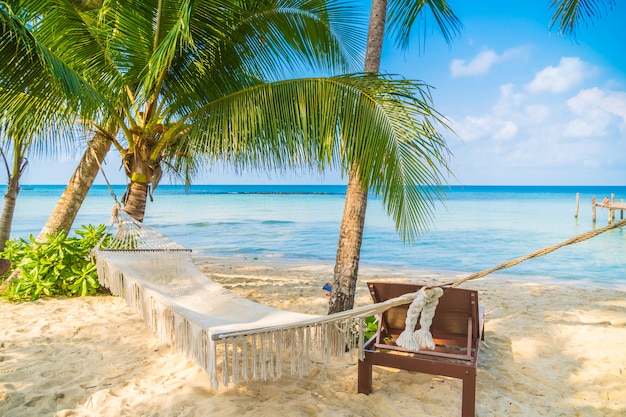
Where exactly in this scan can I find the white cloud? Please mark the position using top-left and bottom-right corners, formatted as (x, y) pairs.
(494, 84), (525, 114)
(494, 121), (518, 140)
(525, 57), (595, 94)
(564, 87), (626, 137)
(450, 50), (498, 77)
(523, 104), (551, 123)
(451, 115), (495, 141)
(452, 115), (518, 142)
(450, 46), (528, 78)
(446, 52), (626, 185)
(567, 87), (626, 120)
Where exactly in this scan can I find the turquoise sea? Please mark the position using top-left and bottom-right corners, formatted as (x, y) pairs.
(9, 184), (626, 285)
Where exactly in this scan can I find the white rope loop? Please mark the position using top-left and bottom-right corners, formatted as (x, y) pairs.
(395, 287), (444, 351)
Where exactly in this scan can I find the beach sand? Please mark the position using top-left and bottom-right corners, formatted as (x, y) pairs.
(1, 256), (625, 416)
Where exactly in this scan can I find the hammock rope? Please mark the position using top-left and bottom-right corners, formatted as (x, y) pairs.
(90, 146), (120, 205)
(394, 217), (626, 351)
(447, 217), (626, 288)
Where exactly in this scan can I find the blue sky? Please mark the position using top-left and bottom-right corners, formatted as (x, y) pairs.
(21, 1), (626, 186)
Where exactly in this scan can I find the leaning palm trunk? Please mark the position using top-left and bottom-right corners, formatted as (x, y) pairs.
(328, 0), (387, 314)
(37, 132), (111, 241)
(0, 174), (21, 251)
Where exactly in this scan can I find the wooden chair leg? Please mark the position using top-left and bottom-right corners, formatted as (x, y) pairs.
(461, 371), (476, 417)
(357, 358), (372, 395)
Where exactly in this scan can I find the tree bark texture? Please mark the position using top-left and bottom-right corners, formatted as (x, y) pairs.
(328, 0), (386, 314)
(37, 132), (112, 241)
(0, 173), (21, 251)
(122, 181), (148, 222)
(363, 0), (387, 73)
(328, 167), (369, 313)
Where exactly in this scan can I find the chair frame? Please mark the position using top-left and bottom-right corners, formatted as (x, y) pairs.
(358, 282), (484, 417)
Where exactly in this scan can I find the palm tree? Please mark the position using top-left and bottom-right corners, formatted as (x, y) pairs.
(328, 0), (618, 314)
(328, 0), (461, 314)
(18, 0), (602, 240)
(0, 135), (28, 251)
(33, 0), (111, 240)
(2, 0), (363, 224)
(37, 132), (112, 240)
(1, 2), (84, 246)
(2, 0), (455, 248)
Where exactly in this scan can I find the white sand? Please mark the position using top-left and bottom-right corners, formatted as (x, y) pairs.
(1, 256), (625, 416)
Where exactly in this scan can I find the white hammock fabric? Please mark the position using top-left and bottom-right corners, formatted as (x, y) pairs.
(93, 208), (422, 389)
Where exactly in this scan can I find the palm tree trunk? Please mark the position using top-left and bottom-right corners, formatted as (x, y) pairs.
(37, 132), (111, 241)
(328, 0), (387, 314)
(328, 167), (369, 313)
(122, 180), (148, 222)
(0, 174), (21, 251)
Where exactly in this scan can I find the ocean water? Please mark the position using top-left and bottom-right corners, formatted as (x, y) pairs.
(9, 184), (626, 285)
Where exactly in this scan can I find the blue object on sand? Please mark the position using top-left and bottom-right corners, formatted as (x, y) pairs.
(322, 282), (332, 296)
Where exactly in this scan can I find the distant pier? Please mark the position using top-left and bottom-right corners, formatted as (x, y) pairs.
(576, 193), (626, 224)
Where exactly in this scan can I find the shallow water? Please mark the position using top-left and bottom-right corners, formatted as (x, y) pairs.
(11, 184), (626, 284)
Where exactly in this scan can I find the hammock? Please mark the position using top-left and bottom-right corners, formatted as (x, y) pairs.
(94, 202), (626, 388)
(93, 206), (420, 389)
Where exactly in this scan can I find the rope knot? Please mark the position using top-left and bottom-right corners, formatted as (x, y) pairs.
(110, 202), (121, 225)
(395, 287), (444, 351)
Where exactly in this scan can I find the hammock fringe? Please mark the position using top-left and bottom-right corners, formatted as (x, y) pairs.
(95, 251), (415, 389)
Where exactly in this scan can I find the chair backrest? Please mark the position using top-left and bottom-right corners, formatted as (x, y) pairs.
(367, 282), (481, 347)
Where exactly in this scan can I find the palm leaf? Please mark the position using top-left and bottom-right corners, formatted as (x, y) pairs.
(0, 88), (81, 156)
(549, 0), (615, 36)
(161, 0), (365, 120)
(179, 74), (452, 242)
(387, 0), (462, 51)
(0, 2), (116, 124)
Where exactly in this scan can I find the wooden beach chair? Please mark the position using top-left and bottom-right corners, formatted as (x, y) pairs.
(358, 282), (484, 417)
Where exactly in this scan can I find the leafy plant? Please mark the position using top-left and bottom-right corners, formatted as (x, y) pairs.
(1, 224), (111, 301)
(362, 315), (395, 344)
(364, 315), (379, 341)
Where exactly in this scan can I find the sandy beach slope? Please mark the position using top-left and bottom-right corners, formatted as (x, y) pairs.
(1, 256), (625, 416)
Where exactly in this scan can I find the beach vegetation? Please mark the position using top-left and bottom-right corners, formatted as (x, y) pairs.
(0, 224), (110, 301)
(363, 315), (379, 341)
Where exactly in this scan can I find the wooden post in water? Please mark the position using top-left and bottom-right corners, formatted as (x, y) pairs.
(621, 199), (624, 220)
(575, 192), (580, 218)
(592, 196), (596, 223)
(610, 193), (616, 223)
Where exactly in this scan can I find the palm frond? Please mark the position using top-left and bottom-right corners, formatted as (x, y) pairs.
(0, 3), (114, 123)
(0, 87), (82, 157)
(549, 0), (615, 37)
(179, 75), (452, 242)
(160, 0), (365, 120)
(224, 0), (365, 77)
(28, 0), (125, 100)
(387, 0), (462, 51)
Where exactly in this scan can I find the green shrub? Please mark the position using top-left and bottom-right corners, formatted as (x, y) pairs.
(1, 224), (111, 302)
(364, 315), (379, 340)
